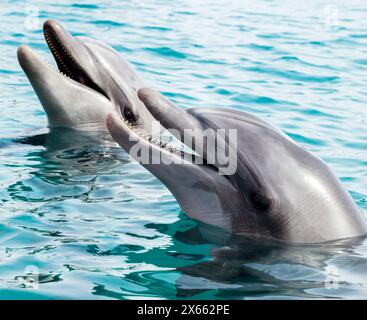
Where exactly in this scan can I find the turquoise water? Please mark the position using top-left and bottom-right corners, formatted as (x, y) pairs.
(1, 0), (367, 299)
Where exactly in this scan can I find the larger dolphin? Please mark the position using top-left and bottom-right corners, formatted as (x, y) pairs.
(107, 88), (367, 244)
(17, 20), (367, 244)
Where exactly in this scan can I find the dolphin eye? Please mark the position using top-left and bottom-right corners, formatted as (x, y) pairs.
(250, 192), (272, 212)
(124, 107), (137, 123)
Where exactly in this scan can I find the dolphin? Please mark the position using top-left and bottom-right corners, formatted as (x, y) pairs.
(107, 88), (367, 244)
(17, 19), (162, 139)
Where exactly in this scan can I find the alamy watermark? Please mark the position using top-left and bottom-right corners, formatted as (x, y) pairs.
(127, 120), (238, 175)
(16, 265), (39, 289)
(24, 6), (41, 31)
(323, 5), (340, 29)
(324, 265), (340, 290)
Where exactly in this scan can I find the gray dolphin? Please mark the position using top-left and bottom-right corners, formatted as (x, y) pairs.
(17, 19), (161, 139)
(107, 88), (367, 244)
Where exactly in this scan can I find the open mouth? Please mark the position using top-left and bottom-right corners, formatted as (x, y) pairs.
(106, 113), (194, 163)
(43, 22), (109, 101)
(19, 20), (192, 159)
(43, 23), (188, 157)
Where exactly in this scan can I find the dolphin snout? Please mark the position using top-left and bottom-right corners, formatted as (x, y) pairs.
(43, 19), (75, 47)
(17, 45), (30, 61)
(17, 45), (34, 72)
(43, 19), (67, 37)
(43, 19), (60, 30)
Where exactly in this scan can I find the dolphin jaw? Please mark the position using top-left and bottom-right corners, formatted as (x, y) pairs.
(42, 20), (110, 101)
(107, 113), (194, 161)
(17, 44), (111, 108)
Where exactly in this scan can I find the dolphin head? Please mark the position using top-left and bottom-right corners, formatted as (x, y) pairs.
(17, 20), (155, 134)
(107, 88), (367, 243)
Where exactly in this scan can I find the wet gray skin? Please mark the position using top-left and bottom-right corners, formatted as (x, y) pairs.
(17, 19), (162, 139)
(107, 88), (367, 244)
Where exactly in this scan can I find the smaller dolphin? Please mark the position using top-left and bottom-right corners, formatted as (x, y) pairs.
(17, 20), (163, 138)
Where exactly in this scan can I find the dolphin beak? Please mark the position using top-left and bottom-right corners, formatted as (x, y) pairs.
(136, 87), (211, 157)
(137, 88), (202, 135)
(17, 45), (37, 74)
(43, 19), (82, 68)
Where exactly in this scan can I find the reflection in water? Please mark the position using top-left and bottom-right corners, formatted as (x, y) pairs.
(91, 216), (367, 300)
(173, 226), (367, 299)
(10, 130), (128, 203)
